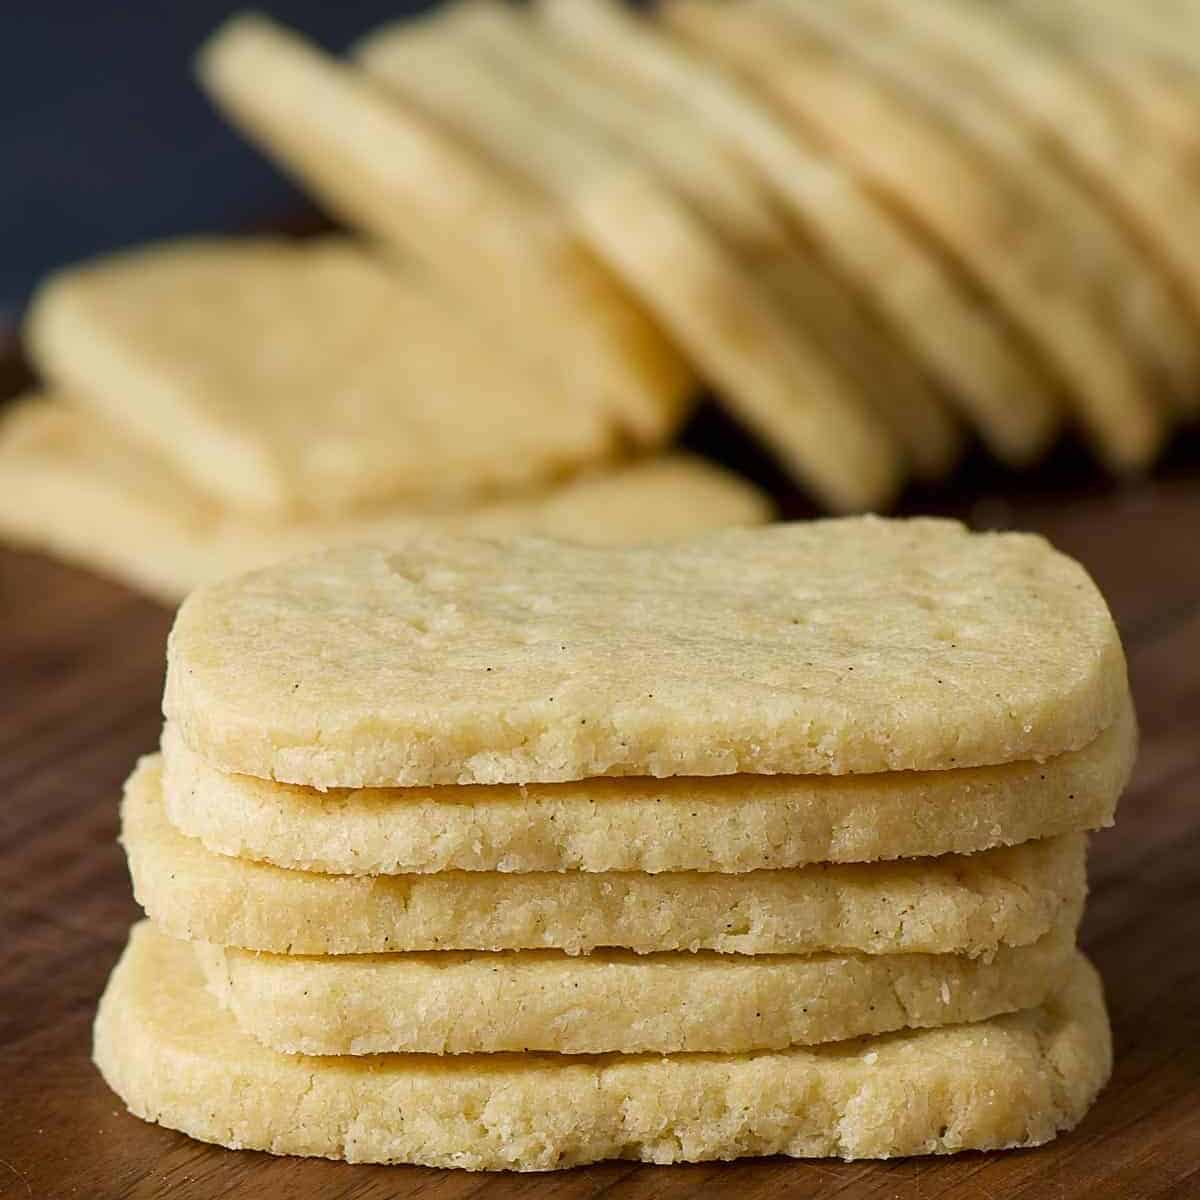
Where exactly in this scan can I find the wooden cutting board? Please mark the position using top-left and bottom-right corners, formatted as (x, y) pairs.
(1, 338), (1198, 1199)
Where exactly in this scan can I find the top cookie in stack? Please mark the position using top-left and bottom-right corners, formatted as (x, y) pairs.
(163, 517), (1126, 788)
(96, 518), (1132, 1170)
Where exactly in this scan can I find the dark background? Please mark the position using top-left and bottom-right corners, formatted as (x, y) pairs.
(0, 2), (438, 326)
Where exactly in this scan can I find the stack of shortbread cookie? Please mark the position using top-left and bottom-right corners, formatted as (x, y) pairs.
(95, 518), (1132, 1171)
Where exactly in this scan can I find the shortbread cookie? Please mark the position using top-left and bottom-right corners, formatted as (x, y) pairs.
(754, 250), (962, 482)
(124, 757), (1087, 956)
(370, 1), (962, 483)
(0, 398), (769, 602)
(160, 702), (1133, 874)
(163, 522), (1127, 788)
(839, 0), (1200, 413)
(568, 169), (904, 512)
(1079, 48), (1200, 160)
(197, 918), (1078, 1056)
(357, 19), (903, 512)
(362, 11), (960, 485)
(472, 0), (1185, 430)
(536, 0), (1061, 466)
(196, 14), (693, 451)
(95, 923), (1112, 1169)
(665, 0), (1167, 472)
(420, 0), (790, 253)
(1004, 0), (1199, 74)
(768, 0), (1199, 413)
(24, 237), (633, 518)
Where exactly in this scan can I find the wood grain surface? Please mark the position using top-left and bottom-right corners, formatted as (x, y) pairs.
(1, 374), (1198, 1197)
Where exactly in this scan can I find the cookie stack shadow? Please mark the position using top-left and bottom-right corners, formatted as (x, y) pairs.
(96, 519), (1133, 1171)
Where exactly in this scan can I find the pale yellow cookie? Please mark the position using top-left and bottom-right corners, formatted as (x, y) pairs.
(400, 0), (961, 483)
(0, 397), (770, 602)
(424, 0), (790, 253)
(196, 917), (1079, 1056)
(163, 521), (1127, 788)
(765, 0), (1199, 414)
(95, 922), (1112, 1169)
(1080, 48), (1200, 161)
(159, 702), (1133, 874)
(357, 18), (904, 512)
(755, 251), (962, 482)
(568, 169), (905, 511)
(1004, 0), (1200, 74)
(361, 7), (961, 483)
(536, 0), (1061, 466)
(195, 13), (694, 451)
(480, 0), (960, 482)
(124, 756), (1087, 957)
(25, 236), (635, 518)
(834, 0), (1200, 415)
(665, 0), (1168, 471)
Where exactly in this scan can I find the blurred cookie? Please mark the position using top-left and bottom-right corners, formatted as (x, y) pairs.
(26, 237), (634, 517)
(0, 396), (769, 601)
(196, 13), (695, 451)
